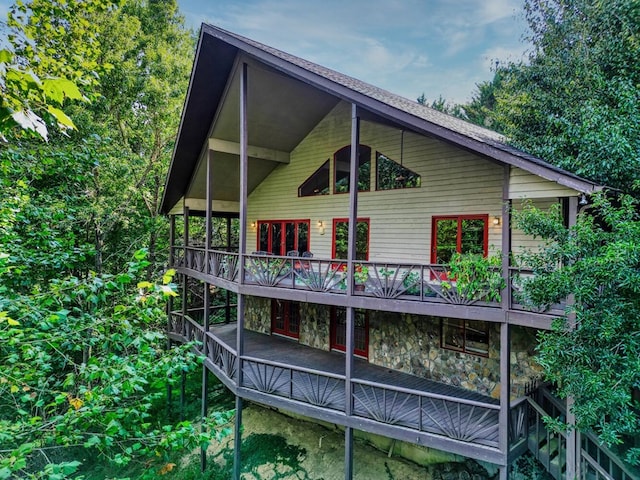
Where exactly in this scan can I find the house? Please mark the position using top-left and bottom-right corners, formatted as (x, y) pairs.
(160, 24), (636, 480)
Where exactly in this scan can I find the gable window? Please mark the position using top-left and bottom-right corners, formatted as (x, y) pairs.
(332, 218), (369, 260)
(441, 318), (489, 356)
(334, 145), (371, 193)
(271, 300), (300, 339)
(330, 307), (368, 358)
(431, 215), (488, 264)
(376, 152), (421, 190)
(258, 220), (309, 256)
(298, 159), (330, 197)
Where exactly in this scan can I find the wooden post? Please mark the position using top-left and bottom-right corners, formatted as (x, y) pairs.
(233, 396), (243, 480)
(499, 164), (511, 480)
(167, 214), (176, 416)
(498, 322), (511, 480)
(226, 216), (232, 323)
(232, 60), (249, 480)
(205, 150), (213, 274)
(565, 196), (579, 480)
(344, 103), (360, 480)
(200, 366), (209, 471)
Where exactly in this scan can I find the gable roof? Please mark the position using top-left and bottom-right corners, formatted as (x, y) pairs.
(161, 23), (602, 214)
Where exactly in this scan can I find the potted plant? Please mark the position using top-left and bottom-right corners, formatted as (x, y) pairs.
(353, 264), (369, 291)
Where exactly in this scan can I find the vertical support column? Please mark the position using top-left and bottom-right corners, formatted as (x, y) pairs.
(565, 196), (579, 480)
(167, 215), (176, 415)
(226, 216), (232, 323)
(498, 322), (511, 480)
(233, 61), (249, 480)
(205, 150), (214, 274)
(179, 206), (189, 421)
(499, 166), (512, 479)
(344, 103), (360, 480)
(200, 367), (209, 471)
(501, 165), (512, 311)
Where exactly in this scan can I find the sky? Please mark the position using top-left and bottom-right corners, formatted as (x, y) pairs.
(176, 0), (530, 104)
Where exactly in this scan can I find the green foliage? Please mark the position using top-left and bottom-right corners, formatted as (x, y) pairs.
(485, 0), (640, 191)
(0, 249), (233, 477)
(0, 0), (116, 140)
(443, 253), (505, 303)
(514, 194), (640, 465)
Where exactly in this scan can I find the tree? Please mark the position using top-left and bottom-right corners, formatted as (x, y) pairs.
(514, 195), (640, 466)
(489, 0), (640, 192)
(0, 0), (114, 140)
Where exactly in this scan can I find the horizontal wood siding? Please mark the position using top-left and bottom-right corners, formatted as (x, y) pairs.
(248, 101), (510, 260)
(511, 198), (559, 255)
(509, 167), (578, 199)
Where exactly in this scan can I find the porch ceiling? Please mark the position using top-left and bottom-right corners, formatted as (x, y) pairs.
(183, 57), (339, 209)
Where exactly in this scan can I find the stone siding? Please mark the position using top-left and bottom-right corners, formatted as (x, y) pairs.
(243, 297), (541, 398)
(368, 311), (541, 398)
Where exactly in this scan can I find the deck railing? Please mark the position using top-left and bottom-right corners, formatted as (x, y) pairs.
(509, 267), (566, 315)
(351, 377), (500, 447)
(173, 247), (510, 308)
(241, 355), (347, 411)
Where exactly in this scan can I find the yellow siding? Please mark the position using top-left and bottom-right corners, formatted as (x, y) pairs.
(247, 102), (506, 261)
(509, 167), (578, 199)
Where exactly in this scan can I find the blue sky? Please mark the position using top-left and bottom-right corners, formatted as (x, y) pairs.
(177, 0), (530, 104)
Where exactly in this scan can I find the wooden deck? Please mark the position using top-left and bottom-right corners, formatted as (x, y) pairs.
(205, 323), (500, 448)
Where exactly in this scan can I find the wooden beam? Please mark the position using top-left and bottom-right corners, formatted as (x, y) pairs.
(233, 396), (243, 480)
(565, 195), (579, 480)
(498, 322), (511, 477)
(209, 138), (290, 163)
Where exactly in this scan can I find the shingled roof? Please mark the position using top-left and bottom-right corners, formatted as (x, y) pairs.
(161, 23), (602, 214)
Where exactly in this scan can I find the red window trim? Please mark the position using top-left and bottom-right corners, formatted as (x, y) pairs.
(430, 214), (489, 264)
(330, 307), (369, 358)
(271, 300), (300, 339)
(331, 217), (370, 260)
(256, 219), (311, 254)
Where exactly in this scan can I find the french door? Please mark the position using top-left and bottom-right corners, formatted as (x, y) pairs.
(271, 300), (300, 339)
(330, 307), (368, 358)
(258, 220), (309, 256)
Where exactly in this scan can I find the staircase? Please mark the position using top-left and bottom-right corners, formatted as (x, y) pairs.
(513, 386), (639, 480)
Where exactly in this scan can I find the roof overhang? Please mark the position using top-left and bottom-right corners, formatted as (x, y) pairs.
(161, 24), (603, 214)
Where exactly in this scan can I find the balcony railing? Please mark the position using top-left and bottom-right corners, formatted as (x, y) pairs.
(168, 311), (503, 451)
(172, 247), (510, 308)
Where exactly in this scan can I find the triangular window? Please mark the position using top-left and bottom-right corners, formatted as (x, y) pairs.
(298, 159), (330, 197)
(376, 152), (421, 190)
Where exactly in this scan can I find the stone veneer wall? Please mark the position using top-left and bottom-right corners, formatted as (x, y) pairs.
(244, 297), (331, 351)
(368, 311), (542, 398)
(244, 296), (271, 334)
(243, 297), (542, 398)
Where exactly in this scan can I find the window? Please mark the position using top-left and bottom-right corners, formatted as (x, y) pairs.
(376, 152), (421, 190)
(441, 318), (489, 356)
(330, 307), (368, 357)
(332, 218), (369, 260)
(431, 215), (488, 264)
(334, 145), (371, 193)
(258, 220), (309, 256)
(298, 159), (330, 197)
(271, 300), (300, 339)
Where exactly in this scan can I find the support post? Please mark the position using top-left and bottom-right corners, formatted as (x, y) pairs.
(232, 61), (249, 480)
(226, 216), (232, 323)
(501, 165), (511, 311)
(565, 196), (579, 480)
(344, 103), (360, 480)
(200, 366), (209, 471)
(233, 396), (243, 480)
(499, 165), (512, 479)
(205, 150), (214, 274)
(166, 215), (176, 416)
(498, 322), (511, 480)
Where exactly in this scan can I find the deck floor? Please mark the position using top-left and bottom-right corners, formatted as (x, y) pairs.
(208, 323), (500, 446)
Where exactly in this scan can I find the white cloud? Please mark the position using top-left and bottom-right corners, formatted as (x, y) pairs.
(178, 0), (529, 104)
